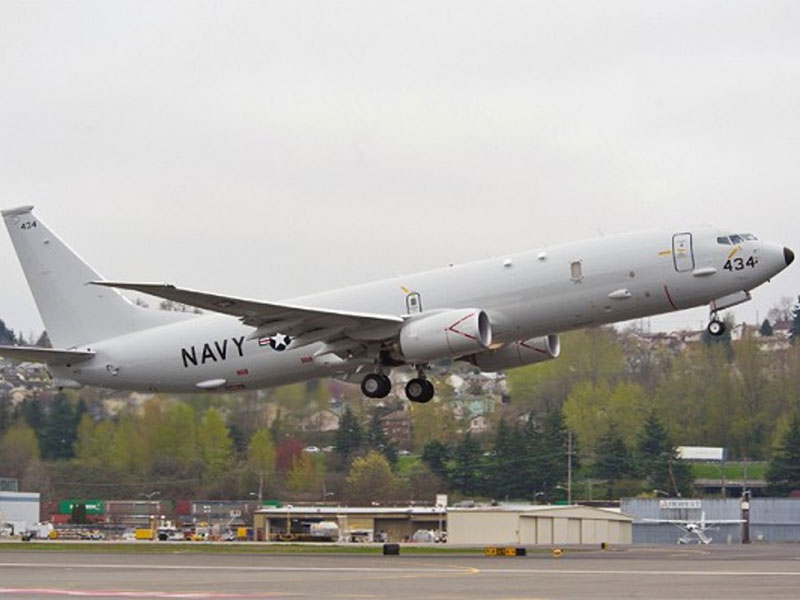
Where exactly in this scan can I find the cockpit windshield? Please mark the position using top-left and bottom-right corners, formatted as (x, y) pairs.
(717, 233), (758, 245)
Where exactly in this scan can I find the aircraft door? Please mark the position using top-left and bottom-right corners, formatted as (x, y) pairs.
(672, 233), (695, 272)
(406, 292), (422, 314)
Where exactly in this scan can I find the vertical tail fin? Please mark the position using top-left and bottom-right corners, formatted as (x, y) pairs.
(2, 206), (187, 348)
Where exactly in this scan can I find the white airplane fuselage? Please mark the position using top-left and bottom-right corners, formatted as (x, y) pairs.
(49, 227), (789, 393)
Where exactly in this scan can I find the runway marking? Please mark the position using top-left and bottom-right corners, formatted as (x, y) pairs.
(3, 562), (800, 578)
(0, 591), (296, 598)
(474, 568), (800, 576)
(0, 562), (472, 574)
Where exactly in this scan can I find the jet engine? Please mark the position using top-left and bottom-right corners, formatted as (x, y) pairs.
(463, 334), (560, 372)
(398, 309), (492, 362)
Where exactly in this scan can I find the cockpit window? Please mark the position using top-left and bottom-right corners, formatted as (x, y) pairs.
(717, 236), (731, 245)
(741, 233), (757, 241)
(729, 234), (743, 244)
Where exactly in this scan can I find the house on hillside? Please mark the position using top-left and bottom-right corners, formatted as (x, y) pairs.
(380, 409), (412, 446)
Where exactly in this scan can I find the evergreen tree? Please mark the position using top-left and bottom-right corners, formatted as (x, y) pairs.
(0, 398), (9, 437)
(334, 406), (362, 462)
(42, 393), (78, 460)
(421, 440), (450, 479)
(487, 418), (527, 499)
(636, 412), (692, 496)
(366, 410), (397, 466)
(519, 414), (545, 499)
(766, 413), (800, 496)
(449, 432), (483, 495)
(593, 423), (633, 499)
(0, 319), (15, 345)
(70, 503), (88, 524)
(20, 397), (46, 445)
(539, 408), (576, 499)
(791, 298), (800, 344)
(759, 319), (774, 337)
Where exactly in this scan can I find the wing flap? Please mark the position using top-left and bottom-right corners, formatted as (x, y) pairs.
(0, 345), (95, 365)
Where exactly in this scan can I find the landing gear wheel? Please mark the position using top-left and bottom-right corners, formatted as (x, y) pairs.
(361, 373), (392, 398)
(406, 378), (435, 403)
(707, 319), (726, 337)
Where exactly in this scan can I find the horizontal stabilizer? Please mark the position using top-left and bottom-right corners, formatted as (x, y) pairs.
(0, 345), (95, 366)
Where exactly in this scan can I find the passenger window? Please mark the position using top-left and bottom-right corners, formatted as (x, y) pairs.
(717, 237), (731, 245)
(570, 260), (583, 281)
(730, 234), (743, 244)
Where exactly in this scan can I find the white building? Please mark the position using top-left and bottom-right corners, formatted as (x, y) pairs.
(0, 491), (40, 534)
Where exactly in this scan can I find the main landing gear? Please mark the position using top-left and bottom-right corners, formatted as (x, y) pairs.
(405, 377), (435, 403)
(360, 368), (436, 403)
(360, 373), (392, 399)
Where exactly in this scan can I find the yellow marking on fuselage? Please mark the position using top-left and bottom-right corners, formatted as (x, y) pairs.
(728, 246), (741, 259)
(400, 285), (410, 294)
(658, 250), (672, 256)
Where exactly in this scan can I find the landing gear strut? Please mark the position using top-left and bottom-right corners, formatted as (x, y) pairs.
(360, 373), (392, 398)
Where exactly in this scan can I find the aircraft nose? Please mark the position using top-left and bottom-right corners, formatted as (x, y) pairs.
(785, 247), (795, 266)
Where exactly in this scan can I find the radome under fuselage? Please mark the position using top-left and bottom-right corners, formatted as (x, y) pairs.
(54, 227), (789, 393)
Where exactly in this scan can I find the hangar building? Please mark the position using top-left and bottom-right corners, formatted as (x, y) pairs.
(447, 505), (632, 546)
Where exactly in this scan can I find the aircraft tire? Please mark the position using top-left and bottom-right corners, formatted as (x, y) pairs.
(406, 378), (435, 403)
(361, 374), (392, 398)
(707, 319), (726, 337)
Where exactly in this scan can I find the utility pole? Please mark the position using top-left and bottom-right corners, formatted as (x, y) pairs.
(567, 430), (573, 505)
(258, 471), (263, 504)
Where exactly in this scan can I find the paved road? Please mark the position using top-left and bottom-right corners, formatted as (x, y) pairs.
(2, 545), (800, 599)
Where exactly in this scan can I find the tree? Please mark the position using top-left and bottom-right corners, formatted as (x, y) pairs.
(198, 408), (233, 480)
(0, 319), (15, 345)
(0, 421), (41, 479)
(448, 432), (483, 495)
(287, 454), (323, 495)
(791, 298), (800, 344)
(593, 423), (634, 499)
(366, 410), (397, 466)
(766, 413), (800, 496)
(421, 440), (450, 480)
(41, 393), (78, 460)
(538, 407), (575, 498)
(487, 418), (527, 499)
(70, 503), (88, 524)
(334, 406), (362, 462)
(346, 451), (397, 504)
(636, 412), (692, 496)
(760, 319), (774, 337)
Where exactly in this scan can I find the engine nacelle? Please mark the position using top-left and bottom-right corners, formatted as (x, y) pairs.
(464, 334), (560, 372)
(398, 309), (492, 362)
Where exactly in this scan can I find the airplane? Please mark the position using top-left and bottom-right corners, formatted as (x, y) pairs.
(642, 511), (745, 544)
(0, 206), (794, 402)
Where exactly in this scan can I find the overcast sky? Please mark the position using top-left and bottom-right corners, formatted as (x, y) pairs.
(1, 1), (798, 338)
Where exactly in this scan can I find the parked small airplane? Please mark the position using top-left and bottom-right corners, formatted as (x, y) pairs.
(642, 511), (745, 544)
(0, 206), (794, 401)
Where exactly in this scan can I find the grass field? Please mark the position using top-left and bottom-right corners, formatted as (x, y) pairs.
(689, 462), (767, 480)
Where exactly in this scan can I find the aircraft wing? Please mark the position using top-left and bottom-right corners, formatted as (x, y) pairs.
(0, 345), (95, 365)
(92, 282), (405, 347)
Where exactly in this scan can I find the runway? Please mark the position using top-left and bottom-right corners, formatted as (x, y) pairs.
(2, 545), (800, 599)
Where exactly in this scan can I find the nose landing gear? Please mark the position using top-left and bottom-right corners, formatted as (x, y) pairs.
(707, 318), (726, 336)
